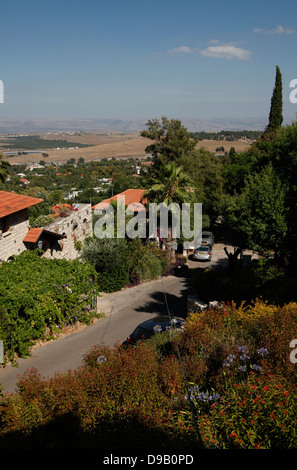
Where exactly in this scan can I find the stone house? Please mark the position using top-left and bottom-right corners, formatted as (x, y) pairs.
(40, 203), (92, 260)
(0, 190), (92, 261)
(0, 190), (44, 261)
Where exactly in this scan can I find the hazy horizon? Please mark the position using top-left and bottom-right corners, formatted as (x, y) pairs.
(0, 115), (282, 134)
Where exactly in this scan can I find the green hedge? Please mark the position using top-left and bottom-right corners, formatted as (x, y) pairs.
(0, 250), (99, 363)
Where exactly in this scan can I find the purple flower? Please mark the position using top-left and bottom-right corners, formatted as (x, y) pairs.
(257, 348), (269, 357)
(97, 355), (107, 364)
(153, 325), (162, 333)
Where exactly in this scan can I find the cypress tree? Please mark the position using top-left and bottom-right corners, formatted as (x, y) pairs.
(267, 65), (283, 131)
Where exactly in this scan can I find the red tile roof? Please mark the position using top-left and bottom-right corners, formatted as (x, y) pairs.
(23, 228), (43, 243)
(23, 228), (65, 243)
(0, 191), (44, 218)
(92, 189), (147, 211)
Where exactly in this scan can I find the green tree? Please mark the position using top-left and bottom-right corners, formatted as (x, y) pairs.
(267, 65), (283, 133)
(49, 190), (63, 205)
(265, 120), (297, 264)
(144, 162), (192, 206)
(186, 148), (224, 224)
(140, 116), (198, 170)
(0, 155), (11, 183)
(220, 165), (287, 256)
(144, 162), (193, 260)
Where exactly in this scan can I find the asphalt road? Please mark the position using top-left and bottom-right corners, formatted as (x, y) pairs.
(0, 268), (193, 394)
(0, 243), (256, 395)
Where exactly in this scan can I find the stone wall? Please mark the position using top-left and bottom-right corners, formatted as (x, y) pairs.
(0, 209), (29, 261)
(0, 204), (93, 262)
(42, 204), (92, 260)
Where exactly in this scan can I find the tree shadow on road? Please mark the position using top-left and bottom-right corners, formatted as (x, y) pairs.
(134, 272), (194, 320)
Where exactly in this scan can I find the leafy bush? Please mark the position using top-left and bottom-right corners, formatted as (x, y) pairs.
(193, 257), (297, 306)
(81, 237), (130, 292)
(81, 237), (171, 291)
(0, 250), (99, 363)
(195, 372), (297, 449)
(133, 251), (163, 281)
(1, 297), (296, 449)
(0, 342), (198, 449)
(177, 299), (297, 387)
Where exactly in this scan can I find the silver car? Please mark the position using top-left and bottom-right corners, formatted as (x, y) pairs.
(201, 231), (214, 247)
(193, 245), (212, 261)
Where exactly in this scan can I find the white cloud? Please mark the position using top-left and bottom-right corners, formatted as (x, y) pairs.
(200, 45), (251, 61)
(168, 46), (195, 55)
(254, 25), (295, 34)
(167, 41), (252, 61)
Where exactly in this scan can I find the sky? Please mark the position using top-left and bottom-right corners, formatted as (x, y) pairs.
(0, 0), (297, 126)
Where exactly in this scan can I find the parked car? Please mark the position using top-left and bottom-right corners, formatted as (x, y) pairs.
(193, 244), (212, 261)
(201, 231), (214, 247)
(122, 316), (185, 346)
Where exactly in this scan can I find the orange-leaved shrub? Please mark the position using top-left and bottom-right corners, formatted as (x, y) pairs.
(1, 299), (297, 449)
(196, 371), (297, 449)
(177, 300), (297, 388)
(0, 341), (199, 449)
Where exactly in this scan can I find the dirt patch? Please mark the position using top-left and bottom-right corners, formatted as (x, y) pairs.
(2, 133), (251, 165)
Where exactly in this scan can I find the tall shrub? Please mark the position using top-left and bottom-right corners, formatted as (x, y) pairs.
(81, 237), (129, 292)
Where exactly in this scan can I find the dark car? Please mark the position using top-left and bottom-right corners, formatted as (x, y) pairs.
(122, 315), (185, 346)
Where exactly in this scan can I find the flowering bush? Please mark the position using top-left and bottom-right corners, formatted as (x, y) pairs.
(0, 342), (199, 449)
(197, 372), (297, 449)
(1, 298), (297, 449)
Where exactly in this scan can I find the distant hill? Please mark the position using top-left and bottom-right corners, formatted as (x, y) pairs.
(0, 117), (273, 134)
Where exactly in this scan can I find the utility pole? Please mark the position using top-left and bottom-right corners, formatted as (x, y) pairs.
(0, 340), (4, 364)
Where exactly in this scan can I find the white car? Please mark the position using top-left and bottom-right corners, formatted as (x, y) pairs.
(193, 245), (212, 261)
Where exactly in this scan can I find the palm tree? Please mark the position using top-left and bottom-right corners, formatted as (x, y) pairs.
(144, 162), (193, 260)
(0, 155), (10, 183)
(144, 162), (192, 206)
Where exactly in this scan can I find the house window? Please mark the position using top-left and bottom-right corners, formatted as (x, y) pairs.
(1, 216), (11, 234)
(72, 223), (78, 241)
(82, 218), (89, 235)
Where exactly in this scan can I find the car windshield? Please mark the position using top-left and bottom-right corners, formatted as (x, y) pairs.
(131, 326), (154, 340)
(196, 246), (209, 251)
(202, 234), (210, 238)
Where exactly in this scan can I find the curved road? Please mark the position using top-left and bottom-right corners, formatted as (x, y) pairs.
(0, 271), (193, 394)
(0, 243), (251, 395)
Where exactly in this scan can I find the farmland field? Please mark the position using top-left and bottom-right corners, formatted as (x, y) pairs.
(0, 131), (252, 164)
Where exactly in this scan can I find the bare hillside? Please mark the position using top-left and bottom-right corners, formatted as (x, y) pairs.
(1, 133), (251, 165)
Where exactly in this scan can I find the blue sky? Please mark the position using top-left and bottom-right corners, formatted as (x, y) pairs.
(1, 0), (297, 126)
